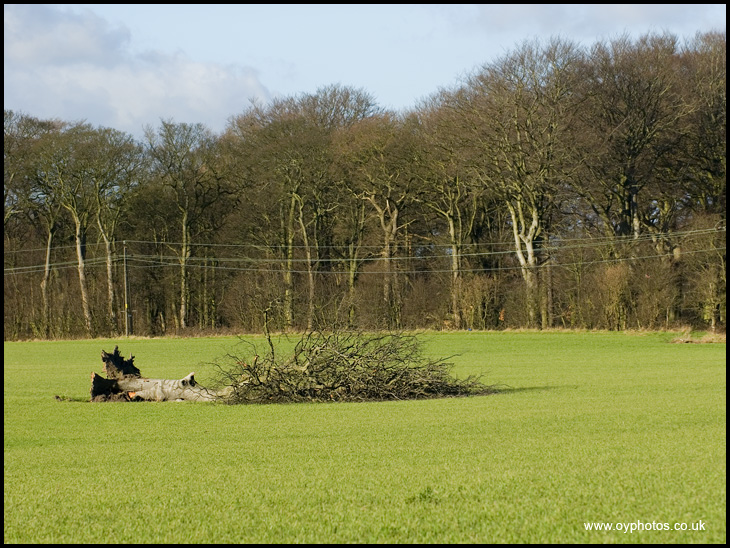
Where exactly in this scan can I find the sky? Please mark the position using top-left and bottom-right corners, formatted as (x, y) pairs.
(4, 4), (726, 139)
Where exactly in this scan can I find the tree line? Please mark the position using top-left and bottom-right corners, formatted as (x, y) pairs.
(4, 31), (726, 340)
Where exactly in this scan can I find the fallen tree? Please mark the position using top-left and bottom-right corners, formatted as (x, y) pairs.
(89, 330), (496, 404)
(90, 346), (217, 402)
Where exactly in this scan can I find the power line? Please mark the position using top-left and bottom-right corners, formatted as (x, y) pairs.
(122, 247), (724, 275)
(4, 227), (725, 276)
(114, 226), (727, 250)
(5, 226), (724, 256)
(7, 246), (720, 277)
(125, 226), (724, 264)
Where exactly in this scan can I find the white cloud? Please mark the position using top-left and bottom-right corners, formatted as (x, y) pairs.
(4, 4), (271, 137)
(454, 4), (725, 44)
(4, 4), (129, 66)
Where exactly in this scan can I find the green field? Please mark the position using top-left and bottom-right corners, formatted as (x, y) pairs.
(4, 331), (726, 543)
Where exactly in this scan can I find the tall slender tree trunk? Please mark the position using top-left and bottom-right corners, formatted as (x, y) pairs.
(98, 223), (118, 334)
(282, 192), (297, 330)
(296, 195), (316, 331)
(346, 201), (366, 327)
(347, 248), (358, 326)
(522, 266), (539, 328)
(368, 195), (401, 329)
(629, 179), (641, 240)
(446, 215), (462, 329)
(199, 254), (216, 330)
(179, 210), (190, 330)
(40, 225), (55, 338)
(72, 217), (93, 336)
(540, 258), (554, 329)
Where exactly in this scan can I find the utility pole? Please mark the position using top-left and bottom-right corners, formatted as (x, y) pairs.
(123, 241), (132, 336)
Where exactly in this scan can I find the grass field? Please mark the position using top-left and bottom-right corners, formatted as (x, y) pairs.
(4, 331), (726, 543)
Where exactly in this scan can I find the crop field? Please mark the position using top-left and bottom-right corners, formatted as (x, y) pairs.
(3, 331), (726, 543)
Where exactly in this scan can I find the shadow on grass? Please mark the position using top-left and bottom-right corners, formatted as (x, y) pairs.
(53, 386), (579, 404)
(54, 395), (94, 403)
(491, 384), (579, 395)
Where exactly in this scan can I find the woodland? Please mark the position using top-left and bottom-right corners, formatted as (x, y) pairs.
(3, 32), (726, 340)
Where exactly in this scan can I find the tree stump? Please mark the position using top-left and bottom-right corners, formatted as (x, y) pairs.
(90, 346), (217, 402)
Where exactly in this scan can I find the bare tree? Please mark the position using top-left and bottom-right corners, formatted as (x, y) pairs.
(679, 31), (726, 218)
(575, 33), (693, 241)
(89, 129), (143, 334)
(145, 120), (227, 330)
(226, 101), (311, 330)
(412, 94), (485, 328)
(340, 113), (418, 329)
(455, 38), (584, 327)
(5, 111), (67, 337)
(227, 86), (382, 330)
(41, 123), (100, 335)
(573, 32), (701, 324)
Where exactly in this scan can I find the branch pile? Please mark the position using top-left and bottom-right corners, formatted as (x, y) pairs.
(213, 330), (495, 404)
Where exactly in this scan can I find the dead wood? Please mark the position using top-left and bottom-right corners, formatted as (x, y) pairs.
(210, 329), (496, 404)
(101, 346), (141, 378)
(90, 347), (217, 402)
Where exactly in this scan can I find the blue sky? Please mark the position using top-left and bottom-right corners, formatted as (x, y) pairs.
(4, 4), (726, 138)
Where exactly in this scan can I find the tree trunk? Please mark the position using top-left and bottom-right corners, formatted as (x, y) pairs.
(179, 211), (190, 329)
(296, 195), (316, 331)
(447, 214), (462, 329)
(348, 245), (358, 326)
(40, 225), (55, 338)
(98, 225), (118, 334)
(282, 191), (298, 330)
(506, 200), (541, 328)
(367, 194), (401, 329)
(346, 201), (366, 327)
(73, 218), (93, 336)
(90, 346), (217, 402)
